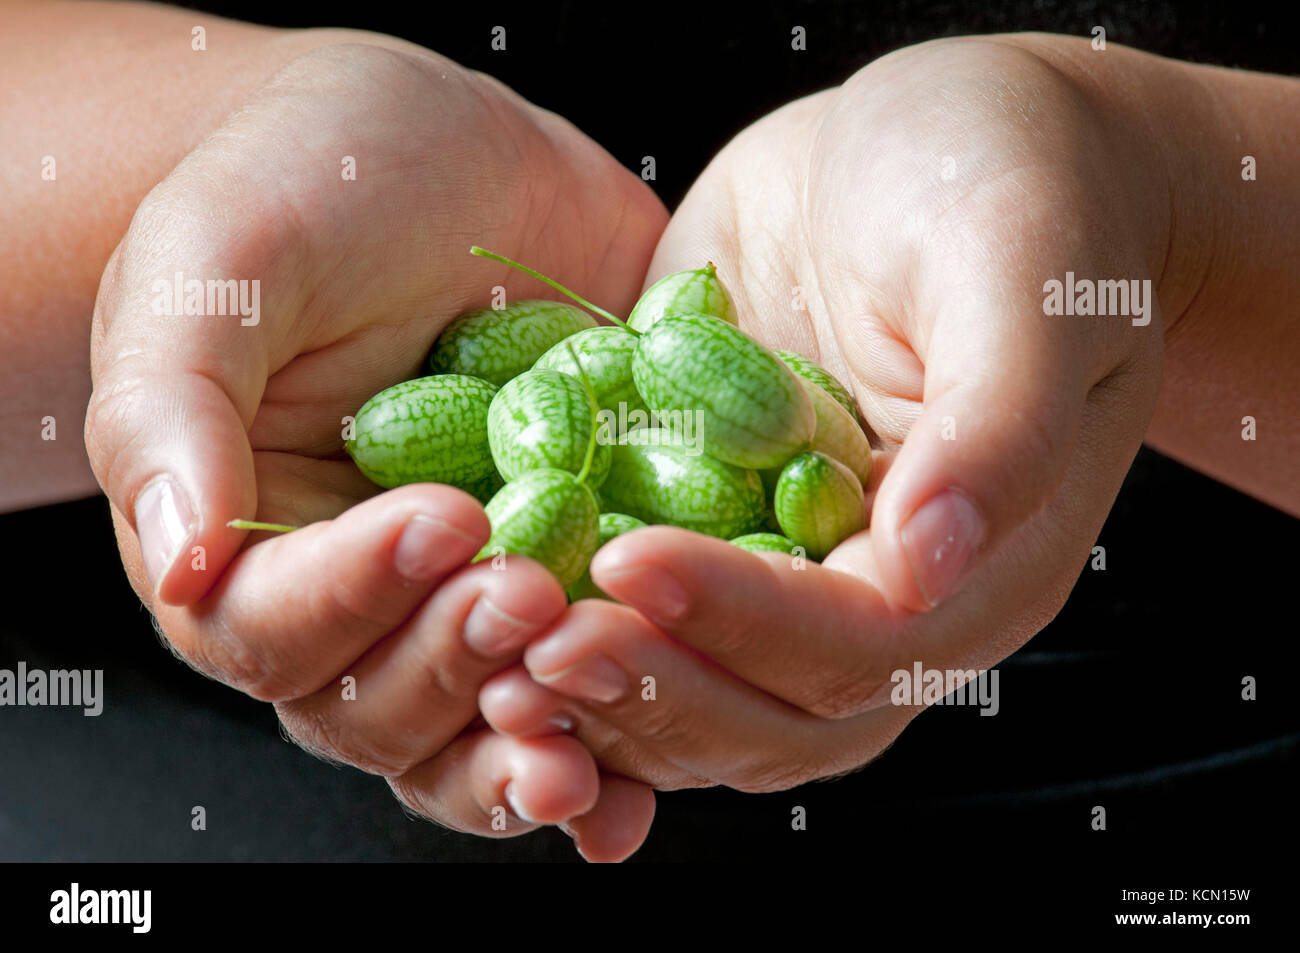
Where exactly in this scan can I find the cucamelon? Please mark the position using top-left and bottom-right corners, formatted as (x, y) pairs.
(428, 300), (596, 386)
(346, 374), (497, 492)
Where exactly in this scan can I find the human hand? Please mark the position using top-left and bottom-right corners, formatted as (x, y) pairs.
(85, 41), (665, 857)
(477, 35), (1181, 794)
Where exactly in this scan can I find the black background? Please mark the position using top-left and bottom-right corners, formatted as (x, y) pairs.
(2, 0), (1296, 882)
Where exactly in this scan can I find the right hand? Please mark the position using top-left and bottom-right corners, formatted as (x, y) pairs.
(86, 41), (665, 860)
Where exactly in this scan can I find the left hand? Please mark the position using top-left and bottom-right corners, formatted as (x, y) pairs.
(475, 35), (1176, 795)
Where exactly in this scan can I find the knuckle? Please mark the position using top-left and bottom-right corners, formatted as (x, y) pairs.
(385, 776), (474, 834)
(277, 702), (416, 777)
(803, 664), (893, 719)
(649, 767), (716, 792)
(309, 570), (397, 637)
(695, 612), (757, 660)
(275, 704), (351, 768)
(1016, 402), (1074, 482)
(621, 694), (696, 752)
(728, 756), (820, 795)
(403, 638), (475, 711)
(83, 375), (152, 488)
(189, 621), (298, 702)
(564, 714), (708, 791)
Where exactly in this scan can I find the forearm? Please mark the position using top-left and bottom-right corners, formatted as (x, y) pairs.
(0, 1), (419, 511)
(1144, 57), (1300, 515)
(1008, 33), (1300, 515)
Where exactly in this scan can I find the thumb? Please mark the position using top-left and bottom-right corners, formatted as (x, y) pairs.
(869, 294), (1094, 613)
(86, 225), (267, 608)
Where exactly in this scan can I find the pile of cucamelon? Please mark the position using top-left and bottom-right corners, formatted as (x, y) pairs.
(344, 247), (871, 599)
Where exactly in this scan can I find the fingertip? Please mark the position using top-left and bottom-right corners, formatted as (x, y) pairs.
(503, 736), (600, 825)
(871, 464), (987, 613)
(140, 474), (246, 606)
(369, 482), (491, 547)
(869, 499), (941, 614)
(478, 666), (572, 737)
(471, 555), (569, 629)
(565, 775), (656, 863)
(319, 483), (489, 586)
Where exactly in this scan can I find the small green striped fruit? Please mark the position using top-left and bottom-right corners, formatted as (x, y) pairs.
(730, 532), (798, 555)
(532, 326), (647, 418)
(475, 469), (599, 588)
(775, 350), (861, 425)
(801, 378), (872, 487)
(628, 264), (739, 332)
(774, 452), (866, 561)
(428, 300), (597, 386)
(346, 374), (497, 492)
(599, 428), (765, 538)
(567, 512), (647, 601)
(487, 369), (611, 487)
(632, 313), (815, 470)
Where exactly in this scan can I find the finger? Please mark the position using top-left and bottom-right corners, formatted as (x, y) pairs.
(867, 262), (1140, 612)
(161, 483), (488, 702)
(390, 730), (600, 834)
(562, 774), (656, 863)
(478, 663), (702, 790)
(276, 556), (567, 776)
(86, 189), (296, 606)
(478, 664), (585, 738)
(247, 452), (381, 528)
(592, 526), (913, 717)
(519, 600), (889, 792)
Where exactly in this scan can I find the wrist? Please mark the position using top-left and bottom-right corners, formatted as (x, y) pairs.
(988, 34), (1210, 333)
(1010, 34), (1300, 513)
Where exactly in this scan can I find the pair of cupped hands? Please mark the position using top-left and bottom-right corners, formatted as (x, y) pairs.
(87, 33), (1168, 860)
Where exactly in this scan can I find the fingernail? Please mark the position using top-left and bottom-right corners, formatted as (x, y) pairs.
(900, 489), (984, 608)
(504, 782), (536, 823)
(394, 514), (475, 581)
(602, 565), (689, 624)
(558, 822), (596, 862)
(135, 476), (195, 591)
(547, 713), (575, 733)
(531, 655), (628, 704)
(463, 597), (536, 656)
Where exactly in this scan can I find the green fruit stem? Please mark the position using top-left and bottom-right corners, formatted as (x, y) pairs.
(470, 246), (637, 335)
(569, 339), (601, 486)
(227, 519), (299, 533)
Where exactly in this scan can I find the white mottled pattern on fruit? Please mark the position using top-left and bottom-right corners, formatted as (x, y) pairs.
(774, 452), (866, 561)
(347, 374), (498, 490)
(428, 300), (597, 386)
(801, 378), (872, 485)
(599, 431), (765, 538)
(533, 326), (646, 415)
(628, 267), (739, 331)
(730, 532), (796, 554)
(776, 350), (861, 425)
(632, 314), (814, 469)
(478, 469), (599, 587)
(487, 369), (610, 486)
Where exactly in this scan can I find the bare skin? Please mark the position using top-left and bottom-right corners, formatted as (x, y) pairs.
(477, 35), (1300, 796)
(4, 7), (1296, 857)
(4, 1), (667, 860)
